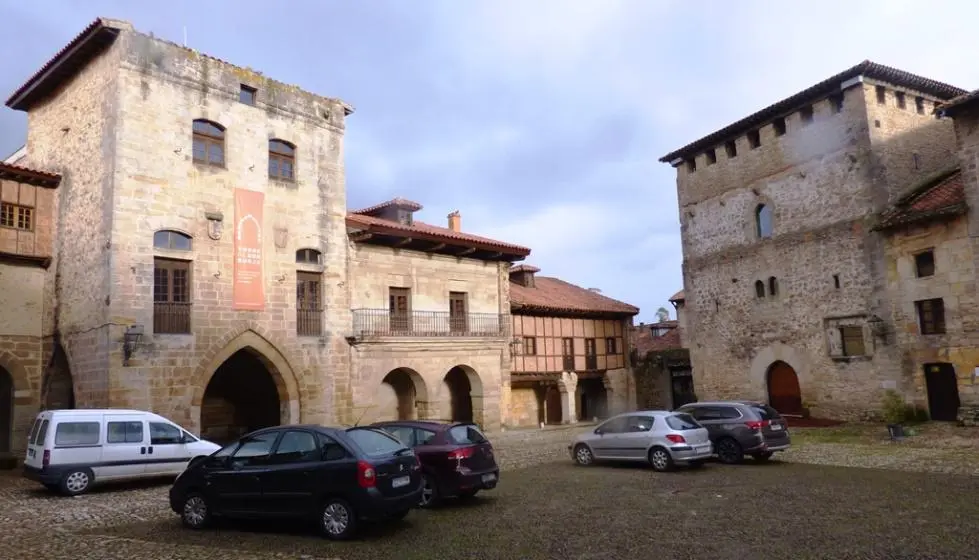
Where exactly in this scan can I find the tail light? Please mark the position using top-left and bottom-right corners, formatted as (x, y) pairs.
(665, 434), (686, 444)
(42, 450), (50, 469)
(357, 460), (376, 488)
(448, 447), (475, 460)
(745, 420), (771, 431)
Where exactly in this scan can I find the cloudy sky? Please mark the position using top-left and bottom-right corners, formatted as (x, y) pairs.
(2, 0), (978, 323)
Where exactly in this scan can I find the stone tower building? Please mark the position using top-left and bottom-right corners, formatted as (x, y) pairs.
(659, 61), (968, 419)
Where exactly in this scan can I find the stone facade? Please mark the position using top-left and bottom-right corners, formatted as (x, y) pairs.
(659, 62), (973, 420)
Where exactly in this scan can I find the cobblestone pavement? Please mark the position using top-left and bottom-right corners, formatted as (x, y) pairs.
(2, 424), (978, 559)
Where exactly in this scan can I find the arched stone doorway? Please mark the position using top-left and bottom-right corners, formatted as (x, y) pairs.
(767, 360), (803, 416)
(544, 385), (562, 425)
(42, 344), (74, 410)
(201, 350), (282, 444)
(377, 368), (427, 421)
(0, 367), (12, 455)
(441, 365), (482, 424)
(577, 377), (608, 421)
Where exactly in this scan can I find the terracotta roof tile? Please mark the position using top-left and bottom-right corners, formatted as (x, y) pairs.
(346, 212), (530, 255)
(510, 276), (639, 316)
(669, 290), (685, 302)
(351, 198), (424, 215)
(632, 325), (682, 354)
(937, 89), (979, 117)
(0, 162), (62, 187)
(874, 168), (967, 231)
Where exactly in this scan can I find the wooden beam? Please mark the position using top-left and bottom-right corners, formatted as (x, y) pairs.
(488, 252), (503, 259)
(425, 243), (446, 252)
(457, 247), (476, 256)
(394, 237), (413, 247)
(349, 231), (373, 242)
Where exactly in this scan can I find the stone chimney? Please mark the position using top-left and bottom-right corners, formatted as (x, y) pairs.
(509, 264), (540, 288)
(447, 210), (461, 232)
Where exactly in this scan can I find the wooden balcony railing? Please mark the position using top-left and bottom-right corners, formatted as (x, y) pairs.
(585, 354), (598, 371)
(297, 308), (323, 337)
(352, 309), (509, 337)
(154, 302), (192, 334)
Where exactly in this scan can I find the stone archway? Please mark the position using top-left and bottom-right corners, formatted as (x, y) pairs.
(767, 361), (803, 416)
(0, 366), (12, 455)
(376, 368), (428, 421)
(577, 377), (608, 421)
(441, 365), (483, 424)
(191, 330), (300, 441)
(41, 343), (74, 411)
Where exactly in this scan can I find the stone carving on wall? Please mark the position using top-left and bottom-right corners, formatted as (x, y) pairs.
(274, 228), (288, 249)
(205, 211), (223, 240)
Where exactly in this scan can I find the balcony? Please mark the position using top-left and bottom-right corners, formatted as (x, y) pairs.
(351, 309), (509, 338)
(154, 302), (191, 334)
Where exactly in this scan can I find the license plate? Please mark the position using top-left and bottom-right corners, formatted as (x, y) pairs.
(481, 473), (496, 483)
(770, 424), (783, 431)
(698, 445), (711, 453)
(391, 476), (410, 489)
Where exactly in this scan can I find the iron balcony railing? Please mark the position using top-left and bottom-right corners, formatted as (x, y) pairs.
(297, 307), (323, 337)
(352, 309), (510, 337)
(153, 302), (192, 334)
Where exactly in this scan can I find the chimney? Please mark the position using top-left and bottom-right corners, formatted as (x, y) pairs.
(447, 210), (461, 232)
(509, 264), (540, 288)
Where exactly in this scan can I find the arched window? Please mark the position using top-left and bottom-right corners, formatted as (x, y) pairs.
(192, 119), (225, 166)
(269, 139), (296, 180)
(755, 204), (773, 238)
(768, 276), (778, 296)
(754, 280), (766, 298)
(296, 248), (322, 264)
(153, 230), (192, 251)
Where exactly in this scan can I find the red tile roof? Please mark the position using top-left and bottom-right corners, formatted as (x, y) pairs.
(873, 168), (967, 231)
(351, 198), (423, 215)
(669, 290), (685, 302)
(937, 89), (979, 117)
(510, 264), (540, 274)
(510, 275), (639, 316)
(632, 325), (682, 354)
(346, 212), (530, 256)
(0, 162), (62, 187)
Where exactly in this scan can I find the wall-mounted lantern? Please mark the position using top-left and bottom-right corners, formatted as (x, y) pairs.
(123, 324), (145, 366)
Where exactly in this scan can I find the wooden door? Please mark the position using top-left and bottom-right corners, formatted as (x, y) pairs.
(924, 363), (961, 422)
(767, 361), (802, 416)
(545, 385), (562, 424)
(388, 287), (411, 332)
(449, 291), (467, 333)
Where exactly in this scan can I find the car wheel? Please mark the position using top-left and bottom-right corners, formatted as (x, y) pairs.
(648, 447), (674, 472)
(320, 497), (357, 540)
(59, 468), (93, 496)
(752, 451), (774, 462)
(180, 493), (212, 530)
(419, 474), (439, 508)
(573, 444), (594, 466)
(716, 438), (744, 464)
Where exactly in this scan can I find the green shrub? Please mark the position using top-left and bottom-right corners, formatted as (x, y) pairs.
(881, 389), (929, 424)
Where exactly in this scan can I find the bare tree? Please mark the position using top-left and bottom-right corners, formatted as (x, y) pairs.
(655, 306), (671, 323)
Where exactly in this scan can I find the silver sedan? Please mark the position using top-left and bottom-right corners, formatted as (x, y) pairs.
(568, 410), (713, 472)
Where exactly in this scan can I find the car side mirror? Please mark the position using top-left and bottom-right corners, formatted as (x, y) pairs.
(179, 433), (188, 444)
(594, 428), (603, 435)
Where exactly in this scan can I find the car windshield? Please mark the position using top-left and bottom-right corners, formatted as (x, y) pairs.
(346, 428), (407, 457)
(749, 404), (781, 420)
(666, 413), (701, 430)
(448, 424), (488, 445)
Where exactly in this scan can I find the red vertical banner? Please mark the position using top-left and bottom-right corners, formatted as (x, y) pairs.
(233, 188), (265, 310)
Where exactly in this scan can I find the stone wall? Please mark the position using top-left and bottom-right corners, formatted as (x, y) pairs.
(632, 348), (686, 410)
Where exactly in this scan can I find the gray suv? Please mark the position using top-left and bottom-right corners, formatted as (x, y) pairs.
(675, 401), (791, 464)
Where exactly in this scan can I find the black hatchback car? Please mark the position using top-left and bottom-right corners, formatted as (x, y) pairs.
(675, 401), (791, 464)
(168, 424), (422, 540)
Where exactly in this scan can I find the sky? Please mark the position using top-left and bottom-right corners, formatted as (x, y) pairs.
(2, 0), (979, 323)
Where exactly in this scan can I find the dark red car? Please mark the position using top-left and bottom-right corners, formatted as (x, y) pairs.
(370, 420), (499, 507)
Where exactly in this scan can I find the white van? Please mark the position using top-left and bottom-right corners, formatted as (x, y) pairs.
(23, 409), (221, 496)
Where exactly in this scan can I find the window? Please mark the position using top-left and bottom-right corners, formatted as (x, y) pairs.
(585, 338), (597, 370)
(768, 276), (778, 296)
(840, 326), (865, 356)
(755, 280), (766, 298)
(153, 230), (192, 251)
(449, 291), (468, 333)
(346, 428), (405, 457)
(773, 117), (786, 137)
(561, 337), (574, 371)
(448, 424), (488, 445)
(755, 204), (773, 238)
(830, 93), (844, 113)
(705, 149), (717, 165)
(213, 442), (239, 458)
(230, 432), (279, 468)
(916, 298), (946, 335)
(915, 96), (925, 115)
(297, 271), (322, 336)
(296, 248), (322, 264)
(107, 421), (144, 444)
(747, 404), (780, 421)
(833, 274), (841, 289)
(0, 202), (33, 231)
(319, 434), (350, 461)
(522, 336), (537, 355)
(665, 413), (701, 430)
(382, 425), (416, 446)
(154, 258), (191, 334)
(799, 105), (814, 125)
(605, 337), (617, 355)
(913, 153), (921, 170)
(747, 130), (761, 149)
(269, 139), (295, 181)
(895, 91), (906, 109)
(686, 159), (696, 173)
(876, 85), (886, 105)
(35, 419), (49, 446)
(415, 428), (437, 445)
(149, 422), (183, 445)
(192, 119), (225, 166)
(54, 422), (99, 446)
(725, 140), (737, 158)
(389, 287), (411, 331)
(596, 417), (627, 434)
(239, 84), (256, 105)
(269, 430), (320, 464)
(915, 250), (935, 278)
(624, 415), (654, 432)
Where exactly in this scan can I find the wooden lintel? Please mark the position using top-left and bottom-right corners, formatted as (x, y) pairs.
(395, 237), (413, 247)
(426, 243), (446, 252)
(457, 247), (476, 256)
(349, 231), (373, 242)
(488, 252), (503, 259)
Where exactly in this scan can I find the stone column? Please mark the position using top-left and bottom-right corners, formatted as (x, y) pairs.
(559, 371), (578, 424)
(415, 400), (436, 421)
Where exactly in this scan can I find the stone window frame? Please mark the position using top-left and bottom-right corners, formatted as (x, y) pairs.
(754, 280), (766, 299)
(754, 203), (774, 239)
(152, 229), (195, 336)
(824, 315), (873, 361)
(192, 119), (226, 168)
(913, 248), (935, 278)
(269, 138), (296, 182)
